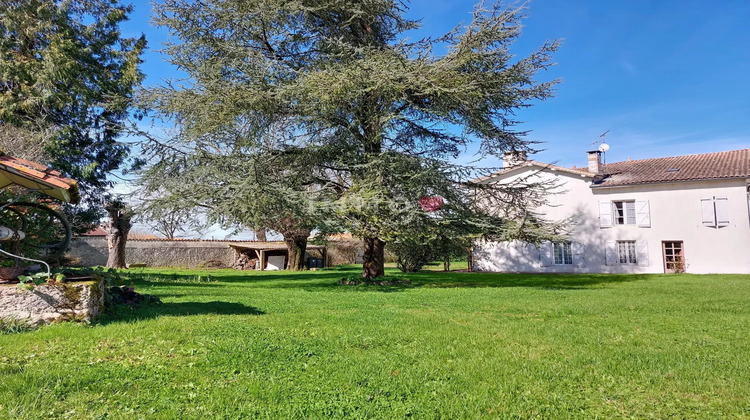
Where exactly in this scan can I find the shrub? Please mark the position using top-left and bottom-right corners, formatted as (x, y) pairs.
(390, 239), (433, 273)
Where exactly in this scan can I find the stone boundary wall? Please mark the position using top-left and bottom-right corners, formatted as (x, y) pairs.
(68, 238), (237, 268)
(320, 240), (396, 265)
(0, 280), (104, 325)
(325, 240), (362, 266)
(68, 238), (368, 268)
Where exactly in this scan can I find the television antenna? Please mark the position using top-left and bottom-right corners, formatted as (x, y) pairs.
(592, 130), (610, 163)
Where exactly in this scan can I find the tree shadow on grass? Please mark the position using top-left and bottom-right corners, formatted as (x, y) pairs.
(121, 267), (659, 293)
(96, 301), (265, 325)
(265, 272), (657, 292)
(123, 270), (349, 286)
(411, 271), (656, 290)
(124, 268), (358, 288)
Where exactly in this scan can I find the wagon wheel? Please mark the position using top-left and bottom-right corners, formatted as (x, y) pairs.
(0, 202), (72, 256)
(0, 204), (28, 257)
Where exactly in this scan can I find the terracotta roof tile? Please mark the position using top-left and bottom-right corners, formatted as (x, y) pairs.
(0, 152), (80, 203)
(594, 149), (750, 187)
(128, 233), (163, 240)
(82, 226), (107, 236)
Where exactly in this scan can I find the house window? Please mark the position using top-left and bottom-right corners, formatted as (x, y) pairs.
(613, 201), (636, 225)
(553, 242), (572, 265)
(701, 197), (729, 227)
(617, 240), (637, 264)
(599, 200), (650, 228)
(606, 240), (649, 266)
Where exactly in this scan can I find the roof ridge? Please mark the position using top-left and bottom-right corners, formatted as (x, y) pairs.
(474, 160), (594, 182)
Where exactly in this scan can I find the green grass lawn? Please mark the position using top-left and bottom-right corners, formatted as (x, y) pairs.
(1, 266), (749, 419)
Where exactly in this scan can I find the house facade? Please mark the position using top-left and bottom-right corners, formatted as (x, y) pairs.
(473, 148), (750, 274)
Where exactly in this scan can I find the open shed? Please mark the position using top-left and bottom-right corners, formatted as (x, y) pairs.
(228, 242), (327, 270)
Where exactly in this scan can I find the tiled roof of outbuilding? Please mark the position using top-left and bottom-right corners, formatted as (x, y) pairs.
(0, 151), (80, 203)
(594, 149), (750, 187)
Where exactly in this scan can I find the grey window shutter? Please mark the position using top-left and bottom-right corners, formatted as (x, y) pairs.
(571, 242), (585, 268)
(539, 242), (553, 267)
(605, 241), (617, 266)
(701, 198), (716, 226)
(636, 200), (651, 227)
(636, 241), (649, 267)
(715, 197), (730, 227)
(599, 201), (613, 228)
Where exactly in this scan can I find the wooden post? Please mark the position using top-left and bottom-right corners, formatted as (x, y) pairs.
(260, 250), (266, 271)
(322, 248), (327, 267)
(253, 249), (261, 270)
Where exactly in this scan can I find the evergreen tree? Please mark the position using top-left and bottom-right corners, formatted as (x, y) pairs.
(148, 0), (561, 278)
(0, 0), (145, 228)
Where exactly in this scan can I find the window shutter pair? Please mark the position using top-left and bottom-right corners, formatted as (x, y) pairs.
(605, 241), (649, 266)
(701, 197), (729, 227)
(599, 200), (650, 228)
(539, 242), (584, 267)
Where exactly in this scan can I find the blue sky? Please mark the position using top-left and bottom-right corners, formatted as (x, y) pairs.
(121, 0), (750, 169)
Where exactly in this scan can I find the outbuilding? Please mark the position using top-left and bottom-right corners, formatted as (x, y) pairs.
(229, 242), (327, 270)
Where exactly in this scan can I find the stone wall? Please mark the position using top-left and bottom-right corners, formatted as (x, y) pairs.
(325, 240), (363, 266)
(68, 238), (236, 268)
(68, 237), (373, 268)
(325, 240), (396, 265)
(0, 280), (104, 325)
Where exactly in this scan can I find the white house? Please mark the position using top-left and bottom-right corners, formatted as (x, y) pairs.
(473, 148), (750, 274)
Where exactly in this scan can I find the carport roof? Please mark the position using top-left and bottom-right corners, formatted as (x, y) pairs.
(229, 242), (326, 251)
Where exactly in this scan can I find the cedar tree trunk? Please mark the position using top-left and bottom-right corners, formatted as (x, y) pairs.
(104, 202), (132, 269)
(284, 233), (308, 271)
(362, 237), (385, 279)
(276, 217), (310, 271)
(255, 226), (267, 242)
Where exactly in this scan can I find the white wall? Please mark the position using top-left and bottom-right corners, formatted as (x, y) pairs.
(473, 167), (750, 274)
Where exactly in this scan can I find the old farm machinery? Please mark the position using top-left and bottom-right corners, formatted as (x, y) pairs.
(0, 152), (79, 280)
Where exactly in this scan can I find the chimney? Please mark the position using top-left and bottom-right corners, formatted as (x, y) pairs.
(587, 150), (602, 174)
(502, 151), (527, 168)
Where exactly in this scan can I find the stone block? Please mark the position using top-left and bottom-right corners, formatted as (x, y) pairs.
(0, 280), (104, 325)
